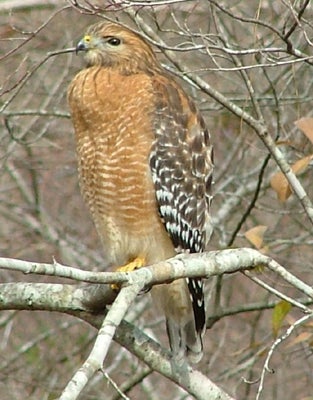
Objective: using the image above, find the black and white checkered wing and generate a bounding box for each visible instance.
[149,75,214,358]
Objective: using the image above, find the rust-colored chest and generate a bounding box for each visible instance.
[68,67,158,233]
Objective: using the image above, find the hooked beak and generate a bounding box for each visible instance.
[75,39,88,55]
[75,34,92,54]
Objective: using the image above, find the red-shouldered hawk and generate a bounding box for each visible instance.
[67,21,214,363]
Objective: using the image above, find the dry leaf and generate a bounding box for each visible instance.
[270,171,291,202]
[270,154,313,202]
[286,332,312,348]
[258,245,269,254]
[292,154,313,174]
[295,117,313,145]
[244,225,267,249]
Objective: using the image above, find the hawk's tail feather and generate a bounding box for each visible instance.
[166,318,203,364]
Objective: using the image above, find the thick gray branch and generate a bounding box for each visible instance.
[1,248,311,400]
[0,248,312,299]
[0,281,234,400]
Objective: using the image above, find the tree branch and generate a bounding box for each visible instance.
[1,247,312,400]
[0,281,235,400]
[123,9,313,225]
[1,248,313,300]
[59,283,144,400]
[256,313,313,400]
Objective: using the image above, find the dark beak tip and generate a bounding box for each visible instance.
[75,42,86,55]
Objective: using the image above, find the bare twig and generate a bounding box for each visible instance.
[125,10,313,226]
[0,47,75,112]
[59,283,144,400]
[256,313,313,400]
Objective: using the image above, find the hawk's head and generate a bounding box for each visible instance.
[76,22,161,74]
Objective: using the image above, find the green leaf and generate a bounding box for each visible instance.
[272,300,292,338]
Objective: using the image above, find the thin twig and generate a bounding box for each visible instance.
[256,313,313,400]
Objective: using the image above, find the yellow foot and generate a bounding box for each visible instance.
[111,257,145,291]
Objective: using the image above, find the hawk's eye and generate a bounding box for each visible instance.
[107,37,121,46]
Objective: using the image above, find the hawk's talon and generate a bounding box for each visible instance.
[111,256,145,291]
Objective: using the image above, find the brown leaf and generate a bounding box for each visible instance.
[270,154,313,202]
[295,117,313,145]
[270,171,291,202]
[259,245,269,254]
[244,225,267,249]
[286,331,312,348]
[292,154,313,174]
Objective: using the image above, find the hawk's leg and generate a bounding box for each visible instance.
[111,256,145,291]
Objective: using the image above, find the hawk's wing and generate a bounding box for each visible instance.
[149,73,214,335]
